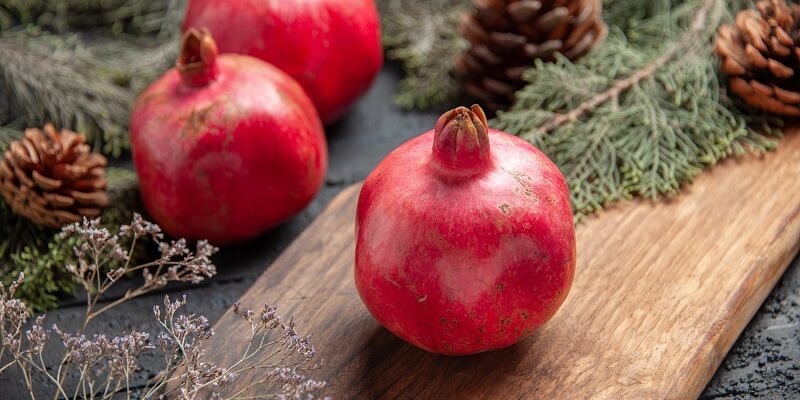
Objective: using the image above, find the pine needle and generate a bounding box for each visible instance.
[0,0,183,157]
[378,0,468,109]
[0,0,183,35]
[0,34,135,157]
[0,126,21,150]
[494,0,779,220]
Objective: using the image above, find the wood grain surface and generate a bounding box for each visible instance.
[200,131,800,399]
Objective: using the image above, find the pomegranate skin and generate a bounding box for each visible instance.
[355,107,575,355]
[182,0,383,124]
[130,30,327,245]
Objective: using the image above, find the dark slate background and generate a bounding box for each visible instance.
[2,64,798,398]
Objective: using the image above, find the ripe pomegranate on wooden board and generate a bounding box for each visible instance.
[355,105,576,355]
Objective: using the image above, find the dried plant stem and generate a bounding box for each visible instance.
[0,215,326,399]
[536,0,716,134]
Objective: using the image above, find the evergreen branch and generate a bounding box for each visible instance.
[0,29,181,157]
[0,0,184,158]
[378,0,468,109]
[495,0,779,219]
[0,35,134,157]
[0,0,182,34]
[538,0,715,134]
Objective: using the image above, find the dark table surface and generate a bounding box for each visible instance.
[3,64,799,399]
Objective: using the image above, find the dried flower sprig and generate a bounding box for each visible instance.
[0,214,327,399]
[144,297,327,400]
[60,214,217,329]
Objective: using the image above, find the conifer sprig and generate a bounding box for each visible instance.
[494,0,779,218]
[378,0,468,110]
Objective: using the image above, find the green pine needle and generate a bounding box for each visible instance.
[494,0,779,220]
[0,0,183,157]
[378,0,468,109]
[0,0,184,35]
[0,34,135,157]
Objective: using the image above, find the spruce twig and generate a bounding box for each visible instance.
[378,0,468,109]
[0,0,182,34]
[0,36,134,157]
[495,0,779,219]
[538,0,715,134]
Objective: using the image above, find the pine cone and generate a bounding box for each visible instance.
[716,0,800,116]
[454,0,607,111]
[0,124,109,228]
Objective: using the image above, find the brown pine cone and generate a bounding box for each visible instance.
[716,0,800,116]
[0,124,109,228]
[454,0,607,111]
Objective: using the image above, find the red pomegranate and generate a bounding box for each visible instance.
[130,29,327,245]
[355,105,576,355]
[182,0,383,124]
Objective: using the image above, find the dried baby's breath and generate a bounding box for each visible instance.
[0,214,326,399]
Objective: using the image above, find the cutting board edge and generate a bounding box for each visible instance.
[680,233,800,400]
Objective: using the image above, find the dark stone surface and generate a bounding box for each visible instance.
[1,64,798,398]
[701,258,800,399]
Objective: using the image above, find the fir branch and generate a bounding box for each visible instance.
[0,0,184,158]
[6,233,78,311]
[0,0,182,35]
[378,0,468,109]
[0,35,134,157]
[495,0,779,219]
[537,0,713,134]
[0,29,181,157]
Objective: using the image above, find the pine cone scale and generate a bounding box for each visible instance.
[13,163,34,187]
[72,176,108,191]
[538,7,570,34]
[9,142,33,169]
[0,124,109,228]
[473,46,503,66]
[43,193,75,208]
[77,207,102,218]
[507,2,541,23]
[525,40,561,58]
[774,86,800,103]
[475,6,510,31]
[492,31,527,49]
[32,170,63,190]
[456,0,606,111]
[0,158,12,180]
[72,190,109,207]
[565,30,596,59]
[746,44,769,68]
[455,52,485,76]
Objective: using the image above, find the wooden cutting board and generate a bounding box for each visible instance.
[201,131,800,399]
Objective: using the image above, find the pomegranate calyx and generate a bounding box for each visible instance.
[431,104,491,179]
[177,28,220,87]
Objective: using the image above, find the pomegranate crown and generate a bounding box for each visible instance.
[177,27,219,87]
[431,104,491,179]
